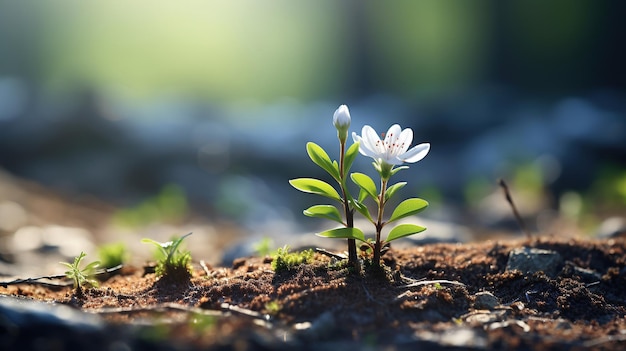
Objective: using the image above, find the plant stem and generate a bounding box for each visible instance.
[339,140,358,268]
[373,178,388,268]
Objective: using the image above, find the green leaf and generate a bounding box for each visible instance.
[357,188,368,203]
[83,261,101,272]
[169,232,193,253]
[386,223,427,242]
[351,173,378,202]
[384,182,407,203]
[317,227,366,242]
[303,205,344,224]
[351,199,374,223]
[306,142,340,181]
[141,238,168,256]
[343,142,360,175]
[289,178,342,202]
[387,198,429,223]
[390,166,409,177]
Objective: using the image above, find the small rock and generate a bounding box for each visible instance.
[487,320,530,333]
[505,247,563,277]
[462,310,508,325]
[293,311,336,340]
[596,217,626,238]
[474,291,499,310]
[0,295,102,331]
[572,266,602,282]
[415,327,487,349]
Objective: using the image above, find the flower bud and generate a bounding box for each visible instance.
[333,105,351,143]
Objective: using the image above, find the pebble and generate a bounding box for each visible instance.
[0,295,102,331]
[571,266,602,282]
[596,217,626,238]
[414,327,487,349]
[293,311,336,340]
[505,247,563,278]
[473,291,499,310]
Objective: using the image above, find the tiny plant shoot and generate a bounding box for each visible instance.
[289,105,363,268]
[142,232,193,279]
[59,251,100,294]
[98,242,128,269]
[351,124,430,268]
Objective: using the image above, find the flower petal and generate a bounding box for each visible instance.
[353,131,379,159]
[399,143,430,163]
[386,157,406,166]
[362,125,384,154]
[395,128,413,155]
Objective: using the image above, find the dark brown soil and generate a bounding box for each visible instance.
[2,236,626,350]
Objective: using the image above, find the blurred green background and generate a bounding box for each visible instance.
[2,1,622,101]
[0,0,624,237]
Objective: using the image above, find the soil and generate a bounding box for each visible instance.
[2,236,626,351]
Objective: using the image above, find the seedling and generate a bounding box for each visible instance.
[98,242,128,268]
[290,105,431,270]
[271,246,314,272]
[59,251,100,294]
[253,237,274,257]
[264,300,282,316]
[142,232,193,280]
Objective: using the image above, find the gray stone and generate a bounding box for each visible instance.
[505,247,563,277]
[414,326,487,349]
[0,295,103,331]
[293,311,336,340]
[474,291,499,310]
[596,217,626,238]
[572,266,602,282]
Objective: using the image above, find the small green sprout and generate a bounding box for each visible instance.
[253,237,274,257]
[264,300,282,316]
[59,251,100,294]
[98,242,128,269]
[142,232,193,279]
[271,246,314,272]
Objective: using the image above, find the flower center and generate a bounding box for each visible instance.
[374,132,405,159]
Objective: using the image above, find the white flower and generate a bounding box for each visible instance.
[333,105,351,142]
[352,124,430,166]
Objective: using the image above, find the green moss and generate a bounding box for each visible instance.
[271,246,314,272]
